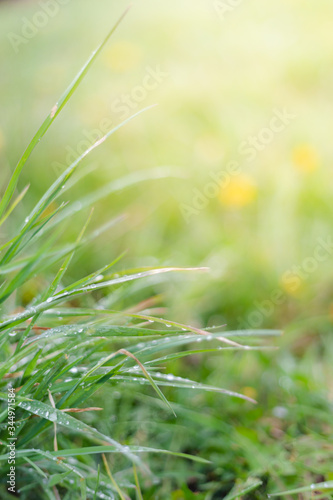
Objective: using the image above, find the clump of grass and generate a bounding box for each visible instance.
[0,11,279,499]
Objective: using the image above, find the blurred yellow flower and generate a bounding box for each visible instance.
[102,42,143,73]
[242,386,257,400]
[219,175,257,208]
[292,144,319,173]
[280,275,303,296]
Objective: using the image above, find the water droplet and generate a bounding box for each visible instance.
[69,367,78,374]
[166,374,174,381]
[48,410,57,422]
[166,324,171,328]
[46,297,53,303]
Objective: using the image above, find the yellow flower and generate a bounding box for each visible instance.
[219,175,257,208]
[280,274,303,297]
[292,144,319,173]
[242,387,257,400]
[102,42,142,73]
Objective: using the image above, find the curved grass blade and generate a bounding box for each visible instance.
[0,446,211,464]
[110,371,257,403]
[268,481,333,497]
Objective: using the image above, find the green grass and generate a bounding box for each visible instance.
[1,1,333,498]
[0,12,281,499]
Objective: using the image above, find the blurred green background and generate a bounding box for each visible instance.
[1,0,333,497]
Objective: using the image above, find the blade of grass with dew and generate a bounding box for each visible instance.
[0,267,207,334]
[0,445,211,464]
[268,481,333,497]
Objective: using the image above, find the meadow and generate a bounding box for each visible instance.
[0,0,333,498]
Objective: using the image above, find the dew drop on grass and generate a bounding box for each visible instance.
[9,332,17,337]
[46,297,53,303]
[70,367,78,374]
[166,324,171,328]
[166,374,174,381]
[48,410,57,422]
